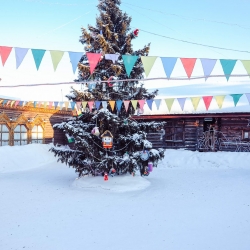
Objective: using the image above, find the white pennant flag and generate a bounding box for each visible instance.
[105,54,119,63]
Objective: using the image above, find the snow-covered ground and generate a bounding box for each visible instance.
[0,144,250,250]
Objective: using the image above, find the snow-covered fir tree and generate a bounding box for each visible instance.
[50,0,165,177]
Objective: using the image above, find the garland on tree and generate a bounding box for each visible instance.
[50,0,166,177]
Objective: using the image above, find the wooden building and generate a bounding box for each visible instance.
[134,113,250,152]
[0,104,72,147]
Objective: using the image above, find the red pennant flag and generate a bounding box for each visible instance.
[0,46,12,66]
[180,58,197,78]
[202,96,213,110]
[86,53,102,74]
[48,101,53,109]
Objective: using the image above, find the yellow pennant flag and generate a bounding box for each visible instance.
[165,98,175,112]
[109,101,115,111]
[191,97,201,111]
[64,101,69,110]
[131,100,138,111]
[214,95,225,109]
[10,100,15,107]
[50,50,64,71]
[82,101,87,109]
[43,101,47,109]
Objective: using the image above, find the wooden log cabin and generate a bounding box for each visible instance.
[133,113,250,152]
[0,104,72,147]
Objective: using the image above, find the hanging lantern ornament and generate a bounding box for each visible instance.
[140,150,149,161]
[91,127,100,136]
[101,130,113,149]
[133,29,139,36]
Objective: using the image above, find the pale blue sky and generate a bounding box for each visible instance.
[1,0,250,104]
[0,0,250,59]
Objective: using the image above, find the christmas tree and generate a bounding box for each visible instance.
[50,0,165,177]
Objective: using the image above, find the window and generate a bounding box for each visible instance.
[242,131,250,140]
[14,125,28,145]
[31,125,43,144]
[0,124,9,146]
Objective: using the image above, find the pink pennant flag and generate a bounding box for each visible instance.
[76,102,82,110]
[37,101,42,108]
[180,58,197,78]
[48,101,53,109]
[138,100,145,109]
[14,101,20,107]
[123,100,130,112]
[6,100,11,106]
[0,46,12,66]
[88,101,94,111]
[86,53,102,74]
[202,96,213,110]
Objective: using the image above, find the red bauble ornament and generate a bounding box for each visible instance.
[133,29,139,36]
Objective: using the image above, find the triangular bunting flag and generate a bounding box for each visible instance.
[33,101,37,108]
[19,101,24,106]
[86,53,102,74]
[202,96,213,110]
[54,101,59,109]
[70,102,76,110]
[141,56,157,77]
[76,102,82,110]
[138,100,145,109]
[154,99,161,110]
[220,59,237,81]
[10,101,15,107]
[160,57,177,78]
[230,94,242,106]
[177,98,186,111]
[214,95,226,109]
[105,54,119,64]
[180,58,197,78]
[31,49,46,70]
[50,50,64,71]
[68,52,83,73]
[122,55,138,77]
[59,102,64,110]
[165,98,175,112]
[49,101,53,109]
[95,101,101,110]
[102,101,107,110]
[2,100,8,105]
[146,100,153,110]
[15,47,29,69]
[43,101,47,109]
[14,101,20,107]
[116,100,123,112]
[131,100,138,111]
[109,101,116,111]
[245,93,250,105]
[88,101,94,111]
[64,101,69,110]
[241,60,250,78]
[82,101,87,109]
[0,46,12,66]
[200,58,217,80]
[191,97,201,111]
[123,100,130,112]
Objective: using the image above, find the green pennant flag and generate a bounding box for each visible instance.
[214,95,226,109]
[131,100,138,111]
[220,59,237,81]
[190,97,201,111]
[50,50,64,71]
[231,94,243,106]
[31,49,46,70]
[165,98,175,112]
[241,60,250,78]
[122,55,138,77]
[141,56,157,77]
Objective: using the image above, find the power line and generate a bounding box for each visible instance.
[0,75,249,88]
[122,2,250,30]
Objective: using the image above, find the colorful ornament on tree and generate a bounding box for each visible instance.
[110,167,116,177]
[148,161,153,172]
[101,130,113,149]
[133,29,139,36]
[140,150,149,161]
[91,127,100,136]
[104,172,108,181]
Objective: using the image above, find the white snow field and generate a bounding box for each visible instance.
[0,144,250,250]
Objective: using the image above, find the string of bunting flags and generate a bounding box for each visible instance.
[1,93,250,114]
[1,46,250,80]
